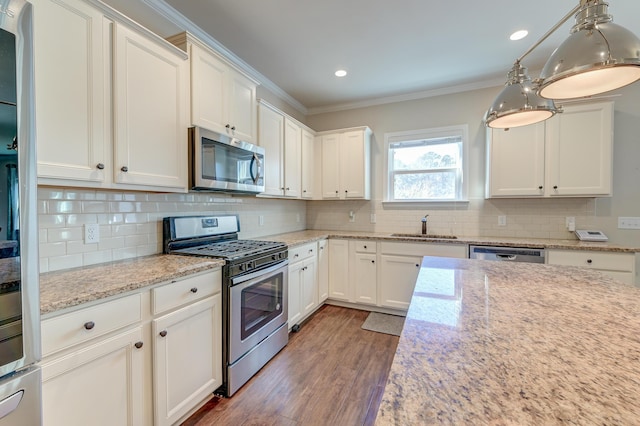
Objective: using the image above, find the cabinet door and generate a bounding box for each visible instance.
[113,23,188,190]
[486,123,545,197]
[33,0,108,183]
[41,327,144,426]
[227,70,257,143]
[341,130,368,199]
[328,239,350,301]
[317,240,329,302]
[283,118,302,198]
[353,253,377,305]
[258,104,285,196]
[379,255,423,310]
[153,294,222,426]
[301,259,318,317]
[288,261,303,327]
[545,101,613,196]
[189,43,228,133]
[321,133,341,199]
[301,129,315,199]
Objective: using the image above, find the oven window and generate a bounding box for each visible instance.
[240,272,283,340]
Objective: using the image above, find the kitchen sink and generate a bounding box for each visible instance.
[390,233,458,239]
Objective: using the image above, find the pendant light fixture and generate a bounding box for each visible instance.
[484,62,559,129]
[485,0,640,128]
[538,0,640,99]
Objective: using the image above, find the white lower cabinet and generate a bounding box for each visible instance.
[379,242,466,311]
[317,239,329,303]
[547,249,636,284]
[152,294,222,426]
[328,239,350,301]
[40,268,222,426]
[41,327,145,426]
[288,242,319,328]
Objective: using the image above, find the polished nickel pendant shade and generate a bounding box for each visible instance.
[485,62,559,129]
[538,0,640,99]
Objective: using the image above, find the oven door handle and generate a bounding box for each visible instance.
[231,259,289,286]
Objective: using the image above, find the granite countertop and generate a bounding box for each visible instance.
[375,257,640,425]
[40,255,224,315]
[262,230,640,253]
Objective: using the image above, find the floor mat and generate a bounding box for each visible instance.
[361,312,405,336]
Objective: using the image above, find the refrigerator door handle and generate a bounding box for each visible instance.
[0,390,23,420]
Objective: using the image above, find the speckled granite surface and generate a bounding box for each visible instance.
[262,230,640,253]
[40,255,224,315]
[375,257,640,425]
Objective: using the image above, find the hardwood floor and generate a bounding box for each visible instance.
[182,305,400,426]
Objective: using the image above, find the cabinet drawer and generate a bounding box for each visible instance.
[352,240,377,254]
[42,293,142,357]
[152,270,221,315]
[547,250,635,272]
[289,242,316,263]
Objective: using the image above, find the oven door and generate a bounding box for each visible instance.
[229,261,288,364]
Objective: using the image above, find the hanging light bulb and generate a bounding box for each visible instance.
[485,62,559,129]
[538,0,640,99]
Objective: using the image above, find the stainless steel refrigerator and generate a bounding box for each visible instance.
[0,0,42,424]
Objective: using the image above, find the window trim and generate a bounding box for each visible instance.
[383,124,469,204]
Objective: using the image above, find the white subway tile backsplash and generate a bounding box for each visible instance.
[48,254,83,272]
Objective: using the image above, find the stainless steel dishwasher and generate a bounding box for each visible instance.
[469,245,545,263]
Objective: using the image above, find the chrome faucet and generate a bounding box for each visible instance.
[421,214,429,235]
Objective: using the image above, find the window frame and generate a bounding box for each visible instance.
[383,124,469,204]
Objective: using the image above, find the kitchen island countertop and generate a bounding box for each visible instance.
[375,256,640,425]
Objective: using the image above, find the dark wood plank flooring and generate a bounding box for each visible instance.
[182,305,400,426]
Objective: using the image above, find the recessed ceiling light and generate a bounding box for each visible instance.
[510,30,528,41]
[334,69,347,77]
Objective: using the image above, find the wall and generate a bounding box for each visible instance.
[37,187,306,273]
[305,84,640,247]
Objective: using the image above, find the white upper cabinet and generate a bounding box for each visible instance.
[170,33,258,143]
[486,100,613,198]
[33,0,189,192]
[320,127,372,200]
[257,100,313,199]
[545,101,613,196]
[33,0,108,184]
[112,22,188,189]
[301,129,315,199]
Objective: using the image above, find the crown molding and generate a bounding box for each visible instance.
[142,0,308,115]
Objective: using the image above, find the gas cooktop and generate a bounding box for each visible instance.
[173,239,286,261]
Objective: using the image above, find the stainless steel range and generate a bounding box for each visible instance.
[163,215,288,397]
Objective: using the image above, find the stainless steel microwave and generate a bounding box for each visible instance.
[189,127,265,194]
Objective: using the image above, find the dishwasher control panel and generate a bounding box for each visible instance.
[469,245,546,264]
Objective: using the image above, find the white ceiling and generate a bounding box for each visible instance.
[153,0,640,114]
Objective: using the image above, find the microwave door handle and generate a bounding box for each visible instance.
[250,153,260,184]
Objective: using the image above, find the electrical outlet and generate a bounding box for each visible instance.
[296,213,300,223]
[498,215,507,226]
[84,224,100,244]
[370,213,376,224]
[349,211,355,223]
[565,216,576,231]
[259,215,264,226]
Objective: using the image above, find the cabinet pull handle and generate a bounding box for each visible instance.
[363,245,367,249]
[294,254,299,258]
[553,185,558,190]
[190,287,198,293]
[587,259,593,264]
[345,190,348,193]
[371,260,375,264]
[84,321,95,330]
[231,126,236,131]
[134,341,143,349]
[303,190,307,193]
[415,264,420,268]
[225,124,231,129]
[286,187,290,190]
[96,163,105,170]
[309,249,313,253]
[538,186,543,190]
[335,190,339,194]
[159,330,168,337]
[121,166,128,173]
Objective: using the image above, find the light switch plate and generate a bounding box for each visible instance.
[498,215,507,226]
[618,217,640,229]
